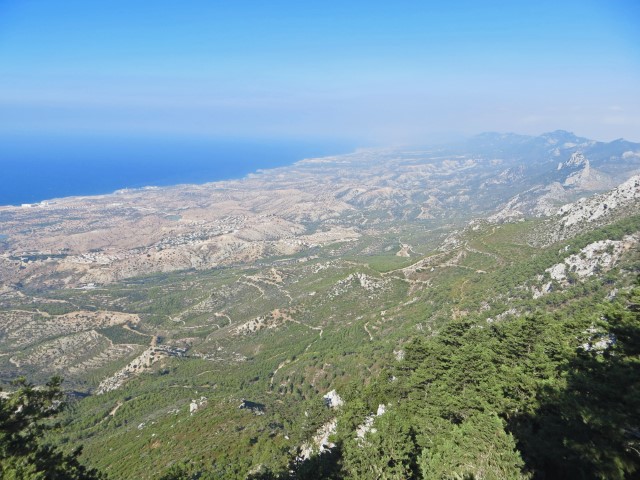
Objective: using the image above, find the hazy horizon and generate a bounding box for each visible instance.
[1,1,639,146]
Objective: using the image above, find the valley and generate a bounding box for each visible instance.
[1,131,639,479]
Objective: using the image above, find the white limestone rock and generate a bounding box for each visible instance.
[323,389,344,409]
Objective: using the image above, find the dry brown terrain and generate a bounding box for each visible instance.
[1,136,637,292]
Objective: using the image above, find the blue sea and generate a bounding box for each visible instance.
[0,135,356,206]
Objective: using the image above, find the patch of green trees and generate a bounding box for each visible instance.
[0,377,105,479]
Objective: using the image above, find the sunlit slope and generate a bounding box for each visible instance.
[44,210,639,478]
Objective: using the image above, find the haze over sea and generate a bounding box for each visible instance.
[0,135,355,206]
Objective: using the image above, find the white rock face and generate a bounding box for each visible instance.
[581,326,616,353]
[356,415,376,439]
[329,273,388,298]
[525,174,640,246]
[558,175,640,227]
[323,389,344,409]
[488,182,571,222]
[544,235,638,284]
[490,164,632,226]
[298,418,338,461]
[355,404,387,440]
[531,282,553,299]
[190,396,207,415]
[582,334,616,353]
[547,263,568,282]
[562,159,591,186]
[486,308,519,323]
[96,345,186,394]
[393,349,405,361]
[559,151,587,170]
[561,159,613,191]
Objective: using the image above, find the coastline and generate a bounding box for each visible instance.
[0,136,358,207]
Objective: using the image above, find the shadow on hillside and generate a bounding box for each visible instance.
[508,298,640,479]
[246,444,343,480]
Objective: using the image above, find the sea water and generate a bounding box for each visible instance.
[0,134,356,205]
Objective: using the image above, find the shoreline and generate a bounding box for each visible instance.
[0,147,370,210]
[0,137,359,207]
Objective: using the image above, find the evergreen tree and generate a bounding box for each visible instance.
[0,377,105,479]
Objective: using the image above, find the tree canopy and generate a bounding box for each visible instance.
[0,376,105,480]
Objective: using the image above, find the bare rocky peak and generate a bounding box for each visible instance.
[562,159,614,191]
[558,151,587,170]
[489,147,626,223]
[558,174,640,228]
[528,174,640,246]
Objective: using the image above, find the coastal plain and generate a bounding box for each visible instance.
[1,131,639,478]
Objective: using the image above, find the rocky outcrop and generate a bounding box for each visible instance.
[190,396,207,415]
[545,235,637,285]
[329,273,388,299]
[488,183,570,222]
[558,175,640,228]
[298,418,338,461]
[96,345,187,394]
[562,159,613,191]
[233,309,295,336]
[558,151,588,170]
[488,151,623,223]
[528,174,640,246]
[356,404,387,440]
[581,326,616,353]
[323,390,344,409]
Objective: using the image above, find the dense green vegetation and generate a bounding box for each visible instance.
[0,377,104,479]
[1,208,639,478]
[142,282,640,479]
[329,283,640,479]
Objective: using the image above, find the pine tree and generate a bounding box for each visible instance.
[0,377,106,479]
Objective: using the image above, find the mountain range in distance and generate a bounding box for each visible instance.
[0,129,639,479]
[1,130,638,291]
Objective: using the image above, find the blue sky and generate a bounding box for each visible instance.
[0,0,639,143]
